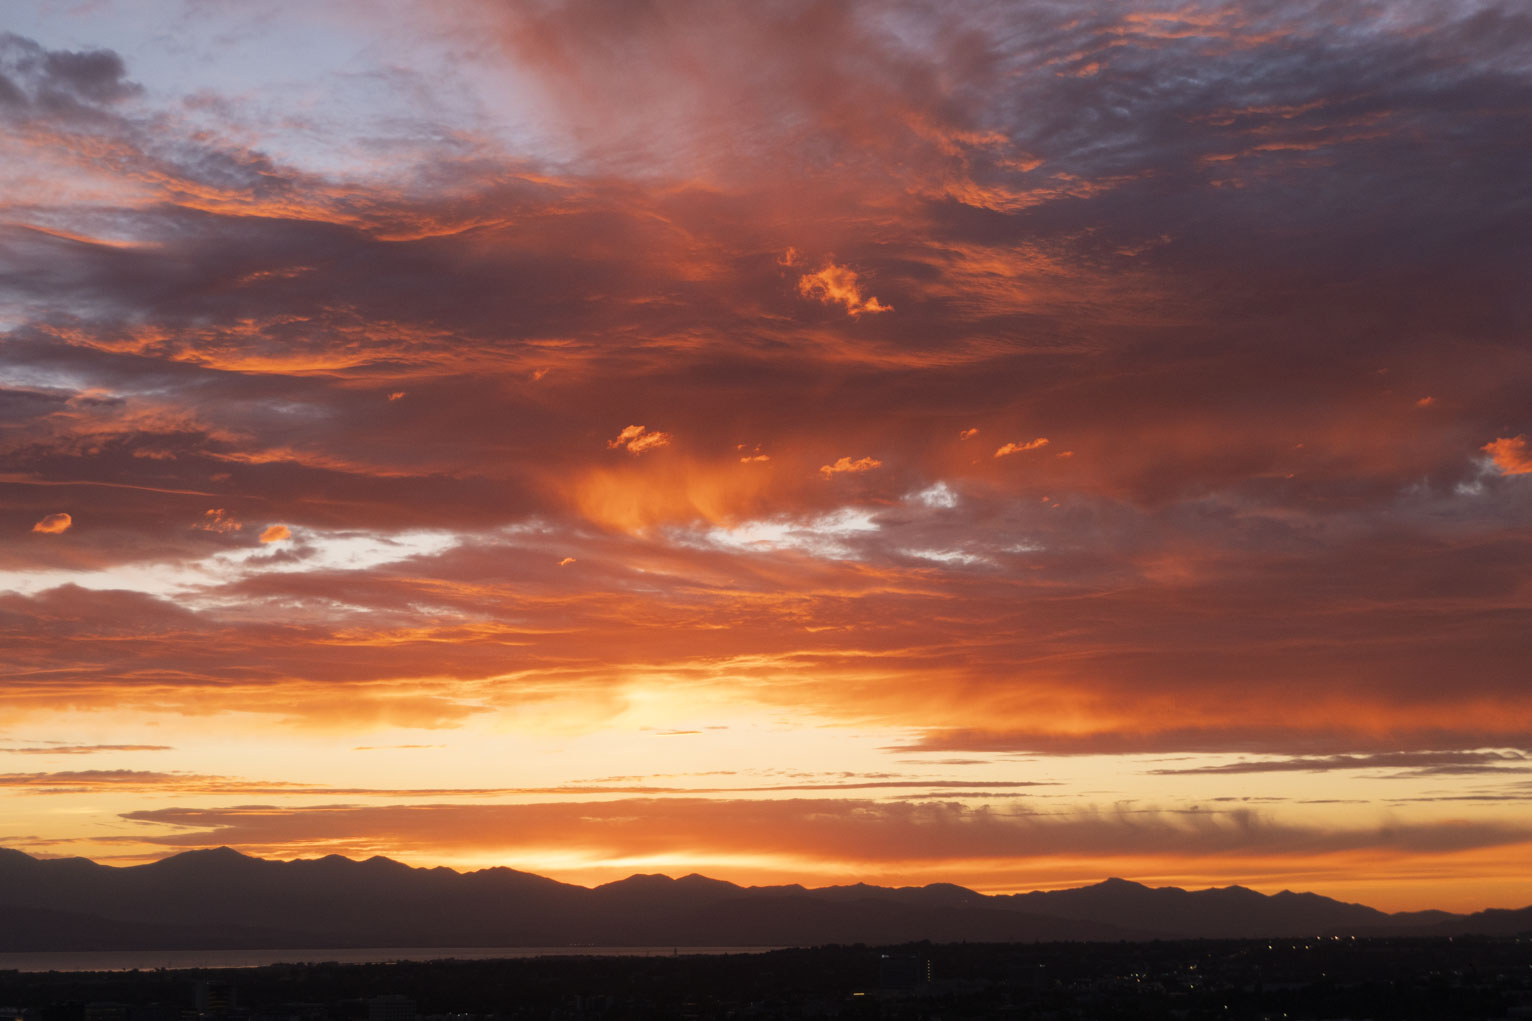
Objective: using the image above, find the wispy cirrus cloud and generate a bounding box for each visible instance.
[1149,750,1532,776]
[0,744,171,755]
[0,769,1052,799]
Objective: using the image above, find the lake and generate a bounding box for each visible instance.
[0,946,784,973]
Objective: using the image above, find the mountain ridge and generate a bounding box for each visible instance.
[1,847,1526,951]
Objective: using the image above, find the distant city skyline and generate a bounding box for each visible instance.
[1,0,1529,914]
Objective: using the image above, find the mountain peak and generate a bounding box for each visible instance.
[678,872,738,887]
[0,847,39,867]
[135,846,272,876]
[168,846,252,863]
[598,872,674,890]
[1096,877,1149,890]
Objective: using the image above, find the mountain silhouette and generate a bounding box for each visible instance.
[996,877,1396,938]
[0,847,1523,951]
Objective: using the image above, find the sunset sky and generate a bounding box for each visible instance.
[2,0,1530,915]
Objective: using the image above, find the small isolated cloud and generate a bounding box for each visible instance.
[959,428,979,440]
[778,247,799,267]
[737,443,770,463]
[911,482,958,508]
[387,391,406,401]
[1416,396,1435,407]
[704,507,879,559]
[195,508,241,534]
[994,437,1050,458]
[608,424,671,455]
[31,513,71,535]
[1483,435,1532,475]
[558,556,576,567]
[259,524,291,544]
[797,261,891,317]
[903,547,986,567]
[819,455,883,478]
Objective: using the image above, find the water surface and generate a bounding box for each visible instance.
[0,945,784,973]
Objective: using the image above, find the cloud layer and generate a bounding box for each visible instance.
[1,0,1529,909]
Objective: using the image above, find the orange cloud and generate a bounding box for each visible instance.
[994,438,1050,458]
[5,2,1532,914]
[1483,435,1532,475]
[123,798,1532,865]
[571,455,775,532]
[819,455,883,478]
[31,513,72,534]
[259,524,291,543]
[608,424,672,454]
[109,799,1532,911]
[195,508,242,533]
[796,262,891,317]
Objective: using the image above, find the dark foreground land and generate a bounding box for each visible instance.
[4,937,1532,1021]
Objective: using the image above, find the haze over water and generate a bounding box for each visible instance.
[0,947,779,974]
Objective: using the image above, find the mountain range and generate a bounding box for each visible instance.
[1,847,1527,951]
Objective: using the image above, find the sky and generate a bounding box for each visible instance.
[1,0,1529,915]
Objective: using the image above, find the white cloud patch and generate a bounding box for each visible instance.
[901,547,987,567]
[909,482,958,509]
[692,507,881,560]
[0,527,462,606]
